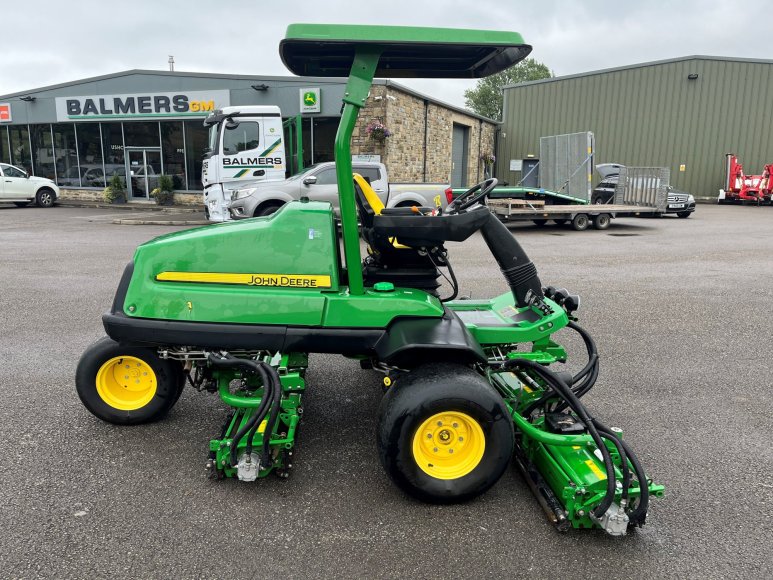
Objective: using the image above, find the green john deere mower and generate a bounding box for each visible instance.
[76,24,663,535]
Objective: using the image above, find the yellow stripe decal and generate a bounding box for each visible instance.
[585,459,607,480]
[156,271,332,288]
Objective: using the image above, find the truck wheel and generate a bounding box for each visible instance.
[35,188,55,208]
[677,211,692,218]
[592,213,611,230]
[377,364,513,504]
[75,337,182,425]
[571,213,589,231]
[532,219,548,227]
[255,202,284,217]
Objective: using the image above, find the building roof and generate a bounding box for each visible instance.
[0,69,498,124]
[503,55,773,90]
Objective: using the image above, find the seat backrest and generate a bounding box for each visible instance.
[353,173,384,228]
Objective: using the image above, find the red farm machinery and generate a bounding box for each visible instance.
[718,153,773,204]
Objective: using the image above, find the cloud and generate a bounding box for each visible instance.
[2,0,771,110]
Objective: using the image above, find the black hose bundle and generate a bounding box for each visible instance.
[207,353,282,468]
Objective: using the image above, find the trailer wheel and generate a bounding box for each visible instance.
[571,213,589,231]
[677,211,692,218]
[592,213,611,230]
[553,219,568,225]
[377,364,513,504]
[532,219,548,227]
[76,336,182,425]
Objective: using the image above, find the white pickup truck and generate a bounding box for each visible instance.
[227,162,448,219]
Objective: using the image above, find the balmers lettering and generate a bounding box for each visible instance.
[223,158,283,166]
[65,94,214,117]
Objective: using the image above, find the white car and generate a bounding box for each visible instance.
[0,163,59,207]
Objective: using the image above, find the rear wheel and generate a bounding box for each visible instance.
[76,336,182,425]
[571,213,590,231]
[35,188,55,208]
[14,201,30,208]
[377,364,513,503]
[592,213,611,230]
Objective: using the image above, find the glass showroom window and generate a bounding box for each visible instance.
[0,127,9,164]
[30,124,56,180]
[184,120,208,190]
[161,121,186,190]
[76,123,106,187]
[53,124,79,187]
[123,121,160,148]
[101,122,125,186]
[9,125,32,174]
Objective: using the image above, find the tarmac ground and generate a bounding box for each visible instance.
[0,204,771,578]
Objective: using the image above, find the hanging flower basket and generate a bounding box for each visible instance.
[366,121,392,142]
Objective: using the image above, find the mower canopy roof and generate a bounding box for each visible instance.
[280,23,531,78]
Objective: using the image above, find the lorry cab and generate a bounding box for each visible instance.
[202,105,286,221]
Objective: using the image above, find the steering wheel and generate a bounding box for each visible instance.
[446,178,498,214]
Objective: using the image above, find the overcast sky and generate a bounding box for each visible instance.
[2,0,770,109]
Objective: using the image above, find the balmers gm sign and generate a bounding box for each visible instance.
[55,91,230,121]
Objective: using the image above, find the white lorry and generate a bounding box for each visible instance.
[202,106,286,222]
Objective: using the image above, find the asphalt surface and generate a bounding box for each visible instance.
[1,204,771,578]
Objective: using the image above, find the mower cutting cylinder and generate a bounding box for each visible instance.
[207,353,307,480]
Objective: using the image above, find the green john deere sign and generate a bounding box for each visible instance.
[300,87,321,113]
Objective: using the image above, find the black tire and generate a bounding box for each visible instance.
[677,211,692,218]
[592,213,611,230]
[13,201,30,208]
[377,364,514,504]
[532,219,548,227]
[76,336,181,425]
[35,188,55,208]
[553,219,568,225]
[571,213,589,231]
[254,202,284,217]
[396,201,420,208]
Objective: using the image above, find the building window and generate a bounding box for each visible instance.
[101,122,125,186]
[312,118,338,163]
[124,121,160,148]
[161,122,186,190]
[0,127,9,164]
[30,124,56,180]
[9,125,32,174]
[184,120,209,190]
[74,123,106,187]
[52,124,79,187]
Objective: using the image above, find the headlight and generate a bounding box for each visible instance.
[231,188,256,201]
[687,194,694,203]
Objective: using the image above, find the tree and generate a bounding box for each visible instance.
[464,59,553,120]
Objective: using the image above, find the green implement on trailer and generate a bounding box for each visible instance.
[76,23,662,536]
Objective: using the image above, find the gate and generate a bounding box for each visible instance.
[539,131,594,201]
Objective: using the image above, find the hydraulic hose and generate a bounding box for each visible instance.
[596,423,649,526]
[207,353,279,467]
[501,358,617,518]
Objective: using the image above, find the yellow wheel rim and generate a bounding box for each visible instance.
[412,411,485,480]
[96,356,157,411]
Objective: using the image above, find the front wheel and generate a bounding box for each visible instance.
[36,188,55,208]
[677,211,692,218]
[76,337,183,425]
[377,364,514,504]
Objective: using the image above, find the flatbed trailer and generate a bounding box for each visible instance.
[489,199,659,231]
